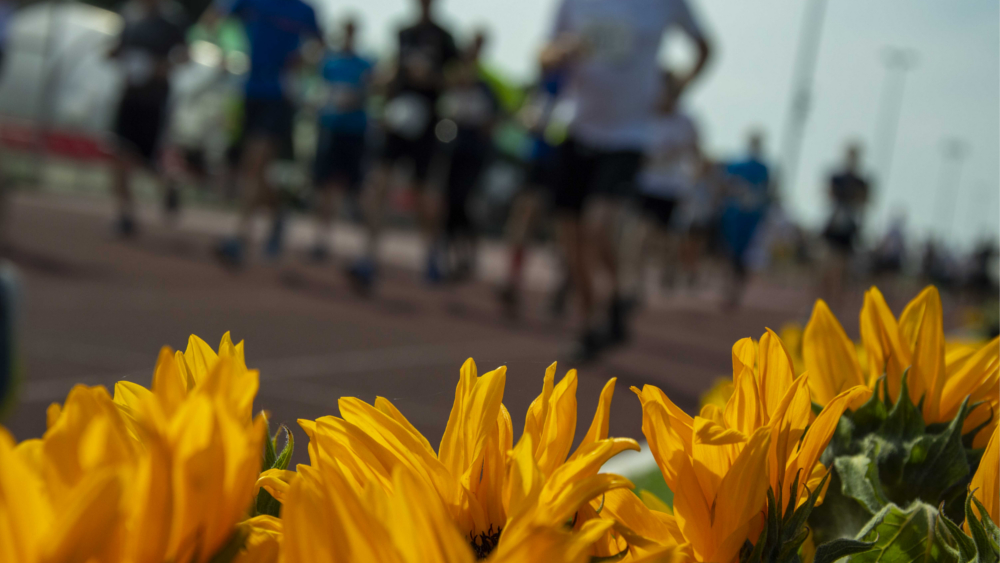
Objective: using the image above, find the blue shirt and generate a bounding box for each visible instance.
[725,157,770,191]
[318,51,374,133]
[226,0,320,100]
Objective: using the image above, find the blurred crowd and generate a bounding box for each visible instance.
[0,0,996,362]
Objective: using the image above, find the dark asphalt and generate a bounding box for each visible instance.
[2,191,809,465]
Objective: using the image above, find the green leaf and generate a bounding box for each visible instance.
[852,501,960,563]
[812,536,879,563]
[835,455,889,514]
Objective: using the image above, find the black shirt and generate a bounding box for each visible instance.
[830,171,869,208]
[392,20,458,101]
[116,1,188,93]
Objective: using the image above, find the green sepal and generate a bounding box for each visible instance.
[812,535,879,563]
[260,412,277,471]
[972,495,1000,546]
[939,508,977,562]
[882,370,925,442]
[851,501,961,563]
[272,425,294,471]
[833,454,888,514]
[966,495,1000,563]
[739,475,828,562]
[254,423,294,517]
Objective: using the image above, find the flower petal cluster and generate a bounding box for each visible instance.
[290,359,644,559]
[803,286,998,446]
[1,334,267,563]
[635,331,867,563]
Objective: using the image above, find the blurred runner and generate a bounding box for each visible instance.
[819,142,870,308]
[719,131,771,309]
[438,30,499,282]
[108,0,189,238]
[348,0,458,291]
[310,17,373,262]
[497,69,566,319]
[541,0,712,361]
[621,71,701,302]
[205,0,321,266]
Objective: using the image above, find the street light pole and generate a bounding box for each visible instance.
[933,138,969,244]
[872,47,917,210]
[779,0,828,200]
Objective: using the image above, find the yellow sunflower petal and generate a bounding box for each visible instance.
[804,300,866,406]
[568,377,616,462]
[898,286,947,419]
[968,426,999,530]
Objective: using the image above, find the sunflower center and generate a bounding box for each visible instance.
[469,525,502,559]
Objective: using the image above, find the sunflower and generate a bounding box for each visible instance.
[6,340,268,563]
[110,333,259,439]
[287,359,642,559]
[803,287,998,445]
[279,428,677,563]
[0,404,125,563]
[631,332,868,563]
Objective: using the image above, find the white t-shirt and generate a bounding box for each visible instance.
[638,111,699,199]
[551,0,704,150]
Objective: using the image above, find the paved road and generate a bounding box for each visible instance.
[2,191,813,464]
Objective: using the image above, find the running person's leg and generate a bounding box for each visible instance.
[499,148,553,316]
[350,130,404,289]
[411,126,445,282]
[312,129,365,261]
[585,149,642,345]
[218,97,289,266]
[111,84,169,237]
[551,138,602,360]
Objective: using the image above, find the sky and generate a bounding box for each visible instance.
[315,0,999,250]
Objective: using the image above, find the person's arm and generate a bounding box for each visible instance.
[539,0,580,72]
[671,0,712,94]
